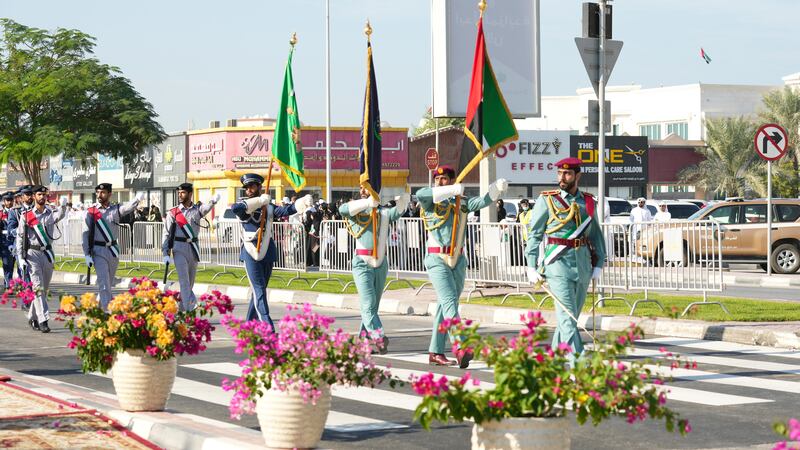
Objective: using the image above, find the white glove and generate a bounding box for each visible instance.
[347,198,377,216]
[527,267,543,284]
[368,196,381,208]
[394,193,410,212]
[294,194,314,215]
[259,193,271,206]
[488,178,509,201]
[19,259,28,270]
[432,184,464,203]
[163,256,173,265]
[591,267,602,281]
[211,193,221,204]
[135,192,146,202]
[59,197,68,207]
[85,255,94,267]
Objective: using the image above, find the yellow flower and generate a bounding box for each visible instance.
[76,316,88,329]
[176,323,188,338]
[577,393,589,404]
[148,313,166,330]
[90,328,106,341]
[156,329,174,348]
[108,293,133,313]
[80,292,99,310]
[106,316,121,333]
[104,336,118,347]
[161,296,178,315]
[60,296,77,313]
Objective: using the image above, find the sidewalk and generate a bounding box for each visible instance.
[0,369,264,450]
[50,271,800,350]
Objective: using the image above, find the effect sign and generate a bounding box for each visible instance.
[754,123,788,161]
[495,130,571,184]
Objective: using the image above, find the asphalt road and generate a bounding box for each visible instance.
[1,282,798,449]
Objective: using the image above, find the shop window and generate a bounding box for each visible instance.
[639,124,661,140]
[666,122,688,139]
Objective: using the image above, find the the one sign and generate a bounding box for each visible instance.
[495,130,571,184]
[575,37,623,97]
[425,148,440,171]
[754,123,788,161]
[570,135,648,185]
[432,0,541,118]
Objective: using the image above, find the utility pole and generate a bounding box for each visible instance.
[597,0,607,221]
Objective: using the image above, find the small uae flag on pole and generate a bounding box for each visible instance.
[700,48,711,64]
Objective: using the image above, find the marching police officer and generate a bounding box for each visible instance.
[339,186,409,354]
[8,185,34,282]
[231,173,313,328]
[16,186,68,332]
[1,192,16,289]
[82,183,144,310]
[416,165,508,368]
[525,157,606,362]
[161,183,220,311]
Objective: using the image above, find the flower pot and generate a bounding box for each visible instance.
[256,384,331,450]
[111,349,177,411]
[471,416,571,450]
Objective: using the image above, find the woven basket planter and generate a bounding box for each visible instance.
[471,416,571,450]
[256,384,331,450]
[111,349,177,411]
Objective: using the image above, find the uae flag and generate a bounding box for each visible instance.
[457,15,518,182]
[359,40,381,199]
[700,47,712,64]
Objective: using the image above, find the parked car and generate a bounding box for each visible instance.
[638,198,800,273]
[678,199,708,209]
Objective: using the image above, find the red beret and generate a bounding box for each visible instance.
[555,157,582,172]
[433,165,456,178]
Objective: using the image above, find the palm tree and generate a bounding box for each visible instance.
[759,86,800,197]
[679,116,762,198]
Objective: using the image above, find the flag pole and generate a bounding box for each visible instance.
[365,20,378,257]
[325,0,332,204]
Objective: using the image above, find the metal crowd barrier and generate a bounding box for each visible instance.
[213,219,247,281]
[596,222,632,308]
[127,222,165,276]
[314,220,355,290]
[385,218,427,292]
[272,220,310,287]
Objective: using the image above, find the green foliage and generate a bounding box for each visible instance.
[410,314,691,437]
[679,117,760,198]
[759,86,800,198]
[0,19,165,184]
[412,109,465,137]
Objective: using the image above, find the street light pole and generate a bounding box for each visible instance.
[325,0,332,203]
[597,0,607,221]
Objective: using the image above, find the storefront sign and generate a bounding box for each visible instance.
[97,154,123,187]
[153,134,187,187]
[6,160,49,188]
[570,136,648,185]
[49,155,75,191]
[299,129,408,170]
[495,130,571,184]
[73,162,98,190]
[124,146,154,189]
[189,134,226,171]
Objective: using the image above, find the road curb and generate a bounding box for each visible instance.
[52,271,800,350]
[0,367,265,450]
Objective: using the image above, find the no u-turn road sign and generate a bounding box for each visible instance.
[754,123,788,161]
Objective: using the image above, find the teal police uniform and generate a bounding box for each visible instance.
[416,166,508,367]
[339,193,409,351]
[525,157,606,359]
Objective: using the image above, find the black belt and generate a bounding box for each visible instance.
[94,240,118,247]
[29,244,52,252]
[175,236,198,243]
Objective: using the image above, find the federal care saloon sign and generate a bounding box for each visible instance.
[570,135,648,185]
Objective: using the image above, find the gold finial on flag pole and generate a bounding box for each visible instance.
[478,0,487,16]
[364,20,372,40]
[290,32,298,47]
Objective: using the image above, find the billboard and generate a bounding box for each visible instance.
[124,146,154,189]
[495,130,572,185]
[153,133,187,188]
[432,0,540,118]
[570,136,648,186]
[49,155,75,192]
[73,161,98,191]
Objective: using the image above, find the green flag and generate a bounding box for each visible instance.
[271,46,306,191]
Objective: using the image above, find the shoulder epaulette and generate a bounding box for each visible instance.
[540,190,560,196]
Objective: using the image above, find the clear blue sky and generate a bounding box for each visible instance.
[4,0,798,133]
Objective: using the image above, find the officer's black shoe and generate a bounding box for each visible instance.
[39,321,50,333]
[29,318,39,331]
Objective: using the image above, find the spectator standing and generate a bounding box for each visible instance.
[654,201,672,222]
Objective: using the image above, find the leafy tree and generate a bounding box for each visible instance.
[679,117,762,198]
[412,108,465,137]
[758,86,800,197]
[0,19,165,185]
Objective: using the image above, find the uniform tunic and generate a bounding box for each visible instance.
[161,202,215,311]
[1,207,16,288]
[8,203,32,281]
[231,199,296,328]
[16,205,67,323]
[416,188,493,354]
[81,199,140,309]
[525,189,606,357]
[339,202,404,338]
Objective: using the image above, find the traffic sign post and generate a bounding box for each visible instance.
[754,123,788,276]
[425,147,440,171]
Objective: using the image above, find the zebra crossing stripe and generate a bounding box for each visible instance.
[645,364,800,395]
[627,347,800,375]
[637,337,800,361]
